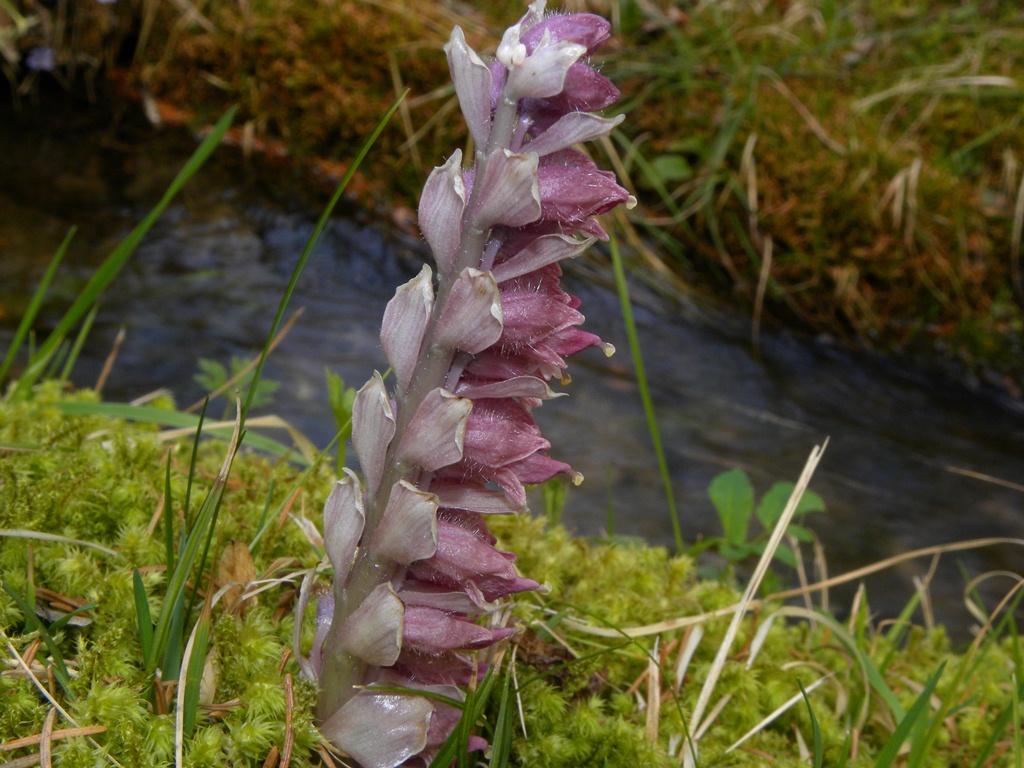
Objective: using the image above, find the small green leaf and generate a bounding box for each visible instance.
[787,524,814,543]
[648,154,693,183]
[325,369,356,472]
[709,468,754,547]
[755,483,827,528]
[193,359,228,392]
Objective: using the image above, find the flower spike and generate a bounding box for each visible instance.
[303,3,633,765]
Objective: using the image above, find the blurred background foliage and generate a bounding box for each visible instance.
[3,0,1023,389]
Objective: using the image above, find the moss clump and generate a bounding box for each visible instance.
[1,387,1020,765]
[0,384,330,766]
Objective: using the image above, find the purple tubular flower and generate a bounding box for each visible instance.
[299,2,634,765]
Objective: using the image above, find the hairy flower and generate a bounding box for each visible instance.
[298,2,633,766]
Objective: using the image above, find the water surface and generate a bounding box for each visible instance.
[3,103,1022,636]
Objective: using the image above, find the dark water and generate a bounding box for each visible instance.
[2,103,1023,638]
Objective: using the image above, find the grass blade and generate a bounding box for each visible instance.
[488,666,516,768]
[871,660,946,768]
[149,409,242,676]
[58,303,98,384]
[798,679,824,768]
[0,227,74,386]
[163,449,176,575]
[180,591,213,737]
[2,582,76,698]
[608,232,683,552]
[239,91,407,427]
[133,567,155,666]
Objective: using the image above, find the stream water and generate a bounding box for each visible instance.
[3,101,1023,638]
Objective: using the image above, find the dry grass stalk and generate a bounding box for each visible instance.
[38,708,55,768]
[763,70,847,156]
[854,75,1016,113]
[0,720,106,752]
[1,638,118,765]
[645,638,661,743]
[94,327,126,395]
[724,673,832,754]
[687,441,828,734]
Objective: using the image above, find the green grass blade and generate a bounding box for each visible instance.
[798,678,824,768]
[161,590,186,681]
[2,582,75,698]
[14,107,237,398]
[133,567,155,666]
[58,303,98,384]
[47,603,97,634]
[248,427,344,553]
[871,660,946,768]
[458,667,497,768]
[1014,673,1022,768]
[181,593,213,736]
[0,227,74,386]
[183,399,209,530]
[608,232,684,552]
[969,678,1024,766]
[239,91,406,426]
[162,449,176,574]
[488,665,516,768]
[149,421,241,675]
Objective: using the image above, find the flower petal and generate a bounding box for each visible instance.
[403,605,516,653]
[491,233,595,283]
[506,35,586,101]
[338,582,405,666]
[522,112,624,158]
[433,268,503,353]
[395,388,472,471]
[409,519,540,601]
[521,12,611,54]
[455,375,563,401]
[471,149,541,229]
[351,372,396,496]
[398,579,490,614]
[323,469,365,584]
[419,151,467,276]
[430,480,525,514]
[462,398,549,469]
[372,480,439,564]
[381,265,434,393]
[444,30,492,151]
[321,688,432,768]
[537,163,632,224]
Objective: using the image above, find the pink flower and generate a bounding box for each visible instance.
[299,2,634,765]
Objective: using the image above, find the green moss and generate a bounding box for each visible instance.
[1,388,1020,766]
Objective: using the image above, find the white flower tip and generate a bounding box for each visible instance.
[497,24,526,69]
[602,342,616,357]
[536,581,553,596]
[442,25,464,54]
[571,471,584,486]
[626,195,638,210]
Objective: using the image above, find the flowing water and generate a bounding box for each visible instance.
[3,101,1023,638]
